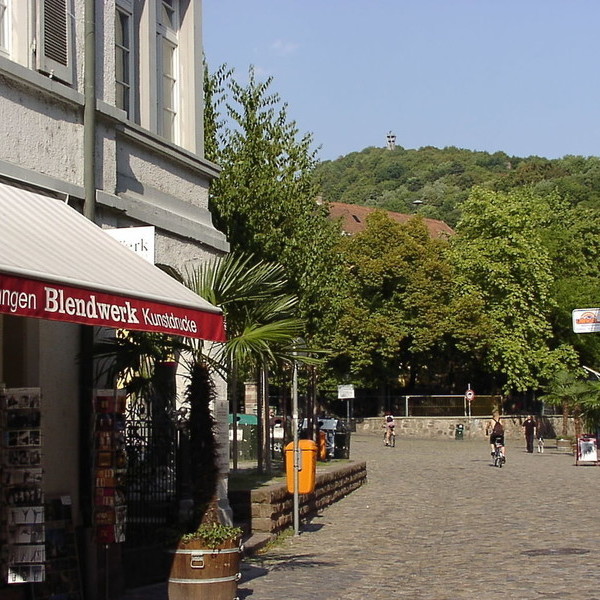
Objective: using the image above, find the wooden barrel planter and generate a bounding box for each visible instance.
[168,538,242,600]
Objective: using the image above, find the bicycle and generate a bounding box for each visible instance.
[384,427,396,447]
[492,439,505,467]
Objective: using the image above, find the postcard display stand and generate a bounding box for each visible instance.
[93,390,127,545]
[0,388,45,585]
[35,496,82,600]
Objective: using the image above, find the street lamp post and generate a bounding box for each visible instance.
[292,353,300,535]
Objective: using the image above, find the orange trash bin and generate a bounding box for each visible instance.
[285,440,317,494]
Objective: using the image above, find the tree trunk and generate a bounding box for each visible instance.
[188,363,219,528]
[574,407,583,438]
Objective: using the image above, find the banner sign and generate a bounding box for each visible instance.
[572,308,600,333]
[0,273,225,341]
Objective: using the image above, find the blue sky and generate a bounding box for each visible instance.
[203,1,600,163]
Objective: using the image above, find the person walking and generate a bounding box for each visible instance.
[523,415,537,453]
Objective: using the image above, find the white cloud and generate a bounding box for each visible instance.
[271,39,299,55]
[253,65,271,78]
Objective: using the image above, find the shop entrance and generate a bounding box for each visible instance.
[122,394,179,587]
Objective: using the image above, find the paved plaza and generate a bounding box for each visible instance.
[238,433,600,600]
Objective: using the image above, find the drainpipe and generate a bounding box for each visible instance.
[80,1,97,590]
[83,0,96,220]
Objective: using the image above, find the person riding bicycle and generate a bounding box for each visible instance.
[383,413,396,446]
[485,410,505,461]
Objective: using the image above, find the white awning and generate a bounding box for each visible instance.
[0,182,225,341]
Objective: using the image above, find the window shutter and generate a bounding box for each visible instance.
[37,0,73,84]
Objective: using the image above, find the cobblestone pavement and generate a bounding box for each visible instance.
[238,434,600,600]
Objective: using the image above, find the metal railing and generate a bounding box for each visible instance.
[396,395,501,417]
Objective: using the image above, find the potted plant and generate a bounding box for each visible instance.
[167,362,243,600]
[168,522,243,600]
[178,522,243,548]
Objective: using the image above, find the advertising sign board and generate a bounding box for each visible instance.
[572,308,600,333]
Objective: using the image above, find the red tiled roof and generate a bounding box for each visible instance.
[328,202,454,238]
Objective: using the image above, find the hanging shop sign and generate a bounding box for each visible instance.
[0,273,225,340]
[104,226,156,264]
[0,181,225,342]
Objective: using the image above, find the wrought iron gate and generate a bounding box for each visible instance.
[123,395,179,546]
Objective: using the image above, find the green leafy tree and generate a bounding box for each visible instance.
[204,63,344,340]
[183,253,304,374]
[540,201,600,368]
[325,211,485,407]
[450,187,578,392]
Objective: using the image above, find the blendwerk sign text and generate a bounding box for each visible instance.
[0,274,225,341]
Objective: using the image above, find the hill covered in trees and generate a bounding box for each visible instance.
[313,145,600,227]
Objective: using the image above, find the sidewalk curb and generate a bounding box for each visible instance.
[242,532,273,556]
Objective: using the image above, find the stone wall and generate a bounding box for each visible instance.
[356,415,575,440]
[229,461,367,536]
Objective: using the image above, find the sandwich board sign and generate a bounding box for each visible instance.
[572,308,600,333]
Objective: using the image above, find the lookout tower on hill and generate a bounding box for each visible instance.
[386,131,396,150]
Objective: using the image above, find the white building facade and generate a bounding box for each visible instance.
[0,1,230,598]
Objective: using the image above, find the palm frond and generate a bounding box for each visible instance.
[184,253,289,308]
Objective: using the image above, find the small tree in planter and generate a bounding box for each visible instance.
[167,361,243,600]
[183,361,240,538]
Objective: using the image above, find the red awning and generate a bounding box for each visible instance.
[0,182,225,341]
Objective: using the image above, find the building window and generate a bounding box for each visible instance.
[0,0,9,57]
[115,4,133,117]
[37,0,73,84]
[157,0,179,142]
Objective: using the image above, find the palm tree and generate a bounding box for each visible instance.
[576,379,600,435]
[539,369,589,437]
[93,252,315,530]
[182,252,306,472]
